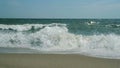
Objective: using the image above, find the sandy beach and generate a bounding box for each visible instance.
[0,54,120,68]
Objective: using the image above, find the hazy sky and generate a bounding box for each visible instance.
[0,0,120,18]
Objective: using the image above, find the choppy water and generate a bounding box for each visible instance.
[1,18,120,59]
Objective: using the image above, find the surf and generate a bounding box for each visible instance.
[0,23,120,59]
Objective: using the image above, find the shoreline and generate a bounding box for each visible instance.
[0,54,119,68]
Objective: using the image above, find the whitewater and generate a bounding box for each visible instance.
[0,22,120,59]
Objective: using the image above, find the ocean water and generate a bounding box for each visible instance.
[0,18,120,59]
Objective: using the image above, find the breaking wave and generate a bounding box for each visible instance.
[0,23,120,59]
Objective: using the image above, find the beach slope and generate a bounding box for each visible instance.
[0,54,119,68]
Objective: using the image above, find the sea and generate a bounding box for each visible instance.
[0,18,120,59]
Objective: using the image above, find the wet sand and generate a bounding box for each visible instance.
[0,54,120,68]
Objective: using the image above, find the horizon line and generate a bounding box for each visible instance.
[0,18,120,19]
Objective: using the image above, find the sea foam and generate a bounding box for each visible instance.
[0,23,120,59]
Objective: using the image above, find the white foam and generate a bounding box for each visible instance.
[86,21,98,25]
[0,24,44,31]
[0,23,120,59]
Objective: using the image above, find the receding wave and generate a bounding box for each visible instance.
[0,23,120,59]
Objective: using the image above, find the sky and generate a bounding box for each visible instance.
[0,0,120,18]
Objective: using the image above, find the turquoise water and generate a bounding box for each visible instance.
[0,19,120,34]
[0,18,120,59]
